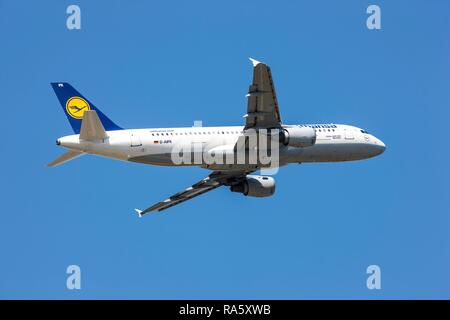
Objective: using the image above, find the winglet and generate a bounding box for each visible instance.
[249,57,262,67]
[134,209,143,218]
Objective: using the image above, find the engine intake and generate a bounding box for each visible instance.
[230,175,275,198]
[280,126,316,148]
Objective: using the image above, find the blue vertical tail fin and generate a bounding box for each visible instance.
[50,82,122,134]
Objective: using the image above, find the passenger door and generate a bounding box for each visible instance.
[344,128,354,140]
[130,132,142,147]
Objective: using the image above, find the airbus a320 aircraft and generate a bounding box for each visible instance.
[49,59,385,216]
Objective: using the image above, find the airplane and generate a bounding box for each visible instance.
[49,58,386,216]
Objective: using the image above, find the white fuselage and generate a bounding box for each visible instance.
[57,124,386,170]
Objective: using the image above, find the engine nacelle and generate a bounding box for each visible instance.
[230,175,275,198]
[280,126,316,148]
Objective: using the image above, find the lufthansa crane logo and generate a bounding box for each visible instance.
[66,96,91,119]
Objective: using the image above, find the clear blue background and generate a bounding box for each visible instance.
[1,0,449,299]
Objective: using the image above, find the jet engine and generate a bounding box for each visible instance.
[279,126,316,148]
[230,175,275,197]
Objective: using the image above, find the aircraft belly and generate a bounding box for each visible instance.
[127,140,372,166]
[128,153,192,166]
[283,142,372,163]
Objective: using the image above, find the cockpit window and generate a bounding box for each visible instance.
[360,129,369,134]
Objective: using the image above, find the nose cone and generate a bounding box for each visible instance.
[373,137,386,155]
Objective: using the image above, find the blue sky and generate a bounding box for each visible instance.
[1,0,449,299]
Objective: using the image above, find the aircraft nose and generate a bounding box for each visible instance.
[373,137,386,155]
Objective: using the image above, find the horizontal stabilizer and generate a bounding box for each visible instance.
[79,110,108,141]
[47,150,84,167]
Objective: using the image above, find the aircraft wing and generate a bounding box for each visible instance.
[135,170,253,216]
[244,58,283,130]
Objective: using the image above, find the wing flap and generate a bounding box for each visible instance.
[136,177,221,216]
[149,184,221,213]
[135,170,253,216]
[245,58,282,129]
